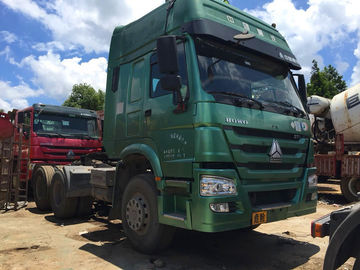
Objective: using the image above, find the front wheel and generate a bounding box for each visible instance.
[121,174,175,254]
[340,177,360,202]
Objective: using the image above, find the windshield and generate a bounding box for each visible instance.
[33,112,99,139]
[195,38,306,117]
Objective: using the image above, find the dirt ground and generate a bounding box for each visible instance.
[0,180,356,270]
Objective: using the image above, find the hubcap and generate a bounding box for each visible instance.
[349,178,360,197]
[126,195,149,233]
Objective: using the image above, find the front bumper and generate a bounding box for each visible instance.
[189,167,317,232]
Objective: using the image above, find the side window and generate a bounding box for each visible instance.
[150,43,188,98]
[111,66,120,93]
[130,60,144,103]
[23,111,31,134]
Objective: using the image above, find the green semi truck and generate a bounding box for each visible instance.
[49,0,317,253]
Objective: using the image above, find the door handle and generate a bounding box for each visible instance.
[145,109,152,117]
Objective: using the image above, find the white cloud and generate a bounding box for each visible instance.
[0,0,164,53]
[0,46,11,59]
[32,41,65,52]
[351,42,360,86]
[0,80,43,111]
[21,52,107,101]
[335,55,350,75]
[246,0,360,83]
[0,31,17,44]
[0,99,11,112]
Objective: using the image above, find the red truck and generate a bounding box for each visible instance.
[0,104,102,210]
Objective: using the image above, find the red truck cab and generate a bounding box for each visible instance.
[15,104,102,210]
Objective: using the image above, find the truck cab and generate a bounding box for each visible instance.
[103,0,316,232]
[16,104,102,210]
[54,0,317,253]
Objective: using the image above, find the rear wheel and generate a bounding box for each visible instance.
[121,174,175,254]
[50,170,78,219]
[33,166,55,211]
[340,177,360,202]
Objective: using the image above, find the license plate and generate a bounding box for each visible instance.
[252,211,267,225]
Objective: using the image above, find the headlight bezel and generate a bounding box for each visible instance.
[200,175,237,197]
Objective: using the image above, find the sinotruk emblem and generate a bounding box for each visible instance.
[269,139,282,163]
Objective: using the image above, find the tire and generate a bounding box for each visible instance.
[121,174,175,254]
[340,177,360,202]
[77,197,93,217]
[33,166,55,211]
[50,170,78,219]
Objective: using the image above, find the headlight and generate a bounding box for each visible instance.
[308,174,318,188]
[200,175,237,196]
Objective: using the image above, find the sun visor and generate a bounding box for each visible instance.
[182,19,301,70]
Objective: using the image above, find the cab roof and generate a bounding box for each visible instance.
[108,0,299,69]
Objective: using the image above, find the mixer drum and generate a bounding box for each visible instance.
[330,83,360,142]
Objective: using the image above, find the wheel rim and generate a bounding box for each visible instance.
[53,179,64,207]
[35,172,46,199]
[348,178,360,198]
[125,194,150,235]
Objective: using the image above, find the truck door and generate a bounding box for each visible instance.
[126,59,145,138]
[144,42,194,178]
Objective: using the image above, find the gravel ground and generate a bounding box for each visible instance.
[0,181,356,270]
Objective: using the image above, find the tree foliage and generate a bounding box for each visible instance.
[63,83,104,111]
[307,60,347,99]
[0,109,4,113]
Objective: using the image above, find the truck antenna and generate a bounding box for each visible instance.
[164,0,177,34]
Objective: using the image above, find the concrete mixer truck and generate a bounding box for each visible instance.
[308,83,360,202]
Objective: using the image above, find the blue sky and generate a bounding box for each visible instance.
[0,0,360,111]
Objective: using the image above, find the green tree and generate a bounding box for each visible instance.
[307,59,347,99]
[63,83,104,111]
[0,109,4,113]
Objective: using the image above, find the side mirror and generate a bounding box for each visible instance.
[293,74,307,106]
[157,35,179,75]
[160,74,182,92]
[17,111,25,124]
[157,35,186,113]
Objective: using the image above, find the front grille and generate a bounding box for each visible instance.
[224,125,309,181]
[40,144,98,150]
[249,189,297,207]
[231,144,303,155]
[224,126,305,141]
[237,163,298,170]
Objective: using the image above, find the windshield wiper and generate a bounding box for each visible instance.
[208,91,264,109]
[271,101,306,117]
